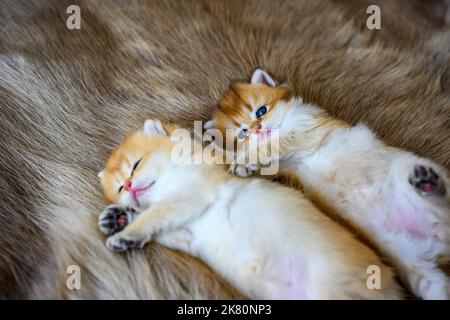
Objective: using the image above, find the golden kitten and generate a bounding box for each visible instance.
[205,69,450,300]
[97,119,402,299]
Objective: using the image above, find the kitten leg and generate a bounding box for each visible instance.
[227,144,261,177]
[98,205,139,236]
[228,138,279,177]
[409,165,447,198]
[389,162,450,299]
[229,128,301,178]
[406,163,450,235]
[105,201,205,252]
[228,163,259,177]
[403,262,450,300]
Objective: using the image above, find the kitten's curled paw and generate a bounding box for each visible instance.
[409,165,446,197]
[229,163,259,177]
[106,233,150,252]
[98,205,138,236]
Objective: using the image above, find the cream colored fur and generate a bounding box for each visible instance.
[98,120,402,300]
[2,0,450,300]
[226,70,450,300]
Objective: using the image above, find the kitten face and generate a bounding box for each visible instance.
[208,69,293,151]
[98,121,174,208]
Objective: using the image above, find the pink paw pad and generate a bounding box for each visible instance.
[409,165,446,197]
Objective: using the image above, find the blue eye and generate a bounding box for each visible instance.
[238,128,249,139]
[256,106,267,119]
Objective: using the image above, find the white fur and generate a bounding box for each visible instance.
[100,125,402,300]
[251,69,276,87]
[255,97,450,299]
[143,119,166,136]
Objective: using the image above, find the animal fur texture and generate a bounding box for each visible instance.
[97,119,403,299]
[0,0,449,299]
[207,69,450,299]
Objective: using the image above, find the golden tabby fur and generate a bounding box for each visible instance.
[1,0,449,299]
[207,69,450,299]
[97,119,402,299]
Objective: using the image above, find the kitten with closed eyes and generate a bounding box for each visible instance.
[205,69,450,300]
[97,119,402,299]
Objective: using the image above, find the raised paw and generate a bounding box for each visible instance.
[409,165,446,197]
[106,233,149,252]
[229,163,259,177]
[98,205,138,236]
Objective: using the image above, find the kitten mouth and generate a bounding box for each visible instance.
[256,128,273,139]
[132,181,156,205]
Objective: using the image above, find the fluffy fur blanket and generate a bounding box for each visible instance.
[0,0,449,299]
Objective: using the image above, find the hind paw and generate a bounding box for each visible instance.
[409,165,446,197]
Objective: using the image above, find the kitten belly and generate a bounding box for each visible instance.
[380,195,429,238]
[291,151,443,245]
[182,209,312,300]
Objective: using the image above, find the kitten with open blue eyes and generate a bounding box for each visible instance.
[97,119,402,300]
[205,69,450,300]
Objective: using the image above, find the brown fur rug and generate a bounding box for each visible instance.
[0,0,449,299]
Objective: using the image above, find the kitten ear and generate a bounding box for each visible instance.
[203,120,216,130]
[97,170,105,180]
[143,119,167,136]
[250,68,276,87]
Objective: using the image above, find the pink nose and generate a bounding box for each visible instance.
[124,180,132,191]
[256,124,262,133]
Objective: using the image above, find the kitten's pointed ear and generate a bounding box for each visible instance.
[97,170,105,180]
[143,119,167,136]
[251,68,276,87]
[203,120,216,130]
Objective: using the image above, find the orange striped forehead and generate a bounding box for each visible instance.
[214,82,293,131]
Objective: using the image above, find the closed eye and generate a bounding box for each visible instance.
[118,185,124,193]
[132,159,142,173]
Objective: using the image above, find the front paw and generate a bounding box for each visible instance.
[98,205,138,236]
[106,233,150,252]
[229,163,259,177]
